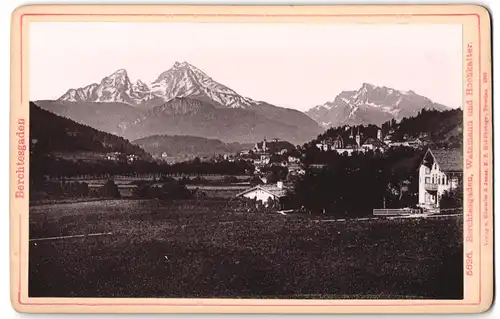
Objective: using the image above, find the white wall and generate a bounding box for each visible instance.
[418,162,454,208]
[418,164,427,206]
[242,189,275,203]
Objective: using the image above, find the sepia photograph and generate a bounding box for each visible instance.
[26,19,466,300]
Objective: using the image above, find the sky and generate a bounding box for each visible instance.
[29,22,462,111]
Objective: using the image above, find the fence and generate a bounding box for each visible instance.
[435,207,463,215]
[373,208,422,216]
[373,207,463,216]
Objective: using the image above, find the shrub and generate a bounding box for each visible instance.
[250,175,264,186]
[132,180,192,200]
[99,180,120,198]
[440,186,463,209]
[161,180,192,199]
[132,183,153,199]
[222,176,238,184]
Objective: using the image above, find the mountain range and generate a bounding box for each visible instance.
[306,83,451,128]
[35,61,454,145]
[58,62,257,109]
[38,61,323,144]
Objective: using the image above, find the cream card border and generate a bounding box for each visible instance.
[10,4,493,314]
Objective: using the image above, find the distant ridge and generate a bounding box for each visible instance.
[306,83,451,129]
[30,102,150,159]
[132,134,253,160]
[38,61,323,144]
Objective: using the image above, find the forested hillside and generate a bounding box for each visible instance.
[133,134,252,159]
[30,102,150,159]
[314,109,462,148]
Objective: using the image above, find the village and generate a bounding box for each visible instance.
[234,134,462,215]
[86,128,462,217]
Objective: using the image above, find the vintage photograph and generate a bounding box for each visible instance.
[27,21,464,299]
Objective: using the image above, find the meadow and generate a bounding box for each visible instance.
[29,199,463,299]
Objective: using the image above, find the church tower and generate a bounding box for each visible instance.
[355,128,361,148]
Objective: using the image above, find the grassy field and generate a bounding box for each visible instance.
[29,199,463,299]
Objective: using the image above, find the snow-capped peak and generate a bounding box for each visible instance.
[59,68,157,106]
[172,61,197,70]
[101,69,131,88]
[58,62,259,109]
[361,82,375,90]
[306,83,450,129]
[112,68,127,75]
[149,61,256,108]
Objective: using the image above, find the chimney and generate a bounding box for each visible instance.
[377,129,382,141]
[277,181,283,189]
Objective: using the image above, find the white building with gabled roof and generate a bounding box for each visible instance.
[237,181,288,207]
[418,148,463,211]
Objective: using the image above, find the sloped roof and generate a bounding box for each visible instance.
[407,137,422,143]
[237,184,288,198]
[362,137,385,148]
[430,149,463,172]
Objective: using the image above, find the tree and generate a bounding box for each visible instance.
[132,183,153,199]
[289,146,424,217]
[222,175,238,184]
[250,175,264,186]
[265,171,280,184]
[440,182,463,209]
[99,179,120,198]
[161,180,191,199]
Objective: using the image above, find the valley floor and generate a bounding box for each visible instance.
[29,199,463,299]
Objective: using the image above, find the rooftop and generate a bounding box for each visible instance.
[423,148,463,172]
[237,183,288,198]
[431,149,463,172]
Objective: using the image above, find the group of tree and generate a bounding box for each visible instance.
[132,134,252,159]
[131,178,193,200]
[388,109,462,148]
[30,178,197,201]
[96,180,121,198]
[168,158,254,176]
[29,179,121,201]
[288,147,424,217]
[314,108,462,148]
[30,103,150,159]
[30,154,255,182]
[439,181,463,209]
[260,165,289,183]
[30,180,90,200]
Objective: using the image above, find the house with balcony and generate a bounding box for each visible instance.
[418,148,463,211]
